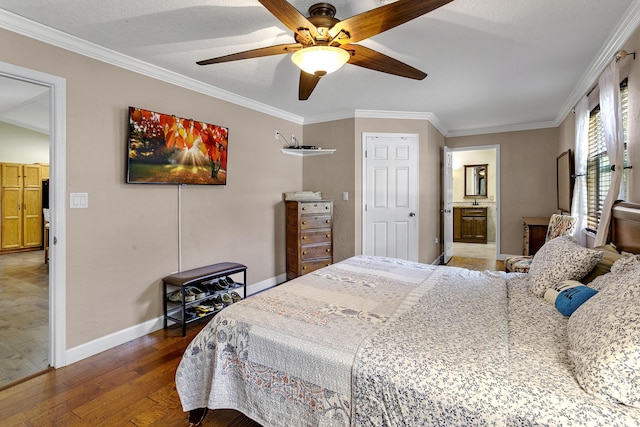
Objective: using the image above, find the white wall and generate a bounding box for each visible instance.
[0,121,49,164]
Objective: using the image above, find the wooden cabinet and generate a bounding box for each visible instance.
[1,163,43,251]
[453,207,487,243]
[523,217,550,256]
[286,200,333,280]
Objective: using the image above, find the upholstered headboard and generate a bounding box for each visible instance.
[611,202,640,254]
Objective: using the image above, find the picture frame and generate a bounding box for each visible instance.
[127,106,228,185]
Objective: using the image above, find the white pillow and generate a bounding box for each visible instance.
[528,236,602,298]
[589,254,640,291]
[567,256,640,407]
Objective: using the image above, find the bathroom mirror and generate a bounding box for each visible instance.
[464,164,488,197]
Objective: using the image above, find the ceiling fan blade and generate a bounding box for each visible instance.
[258,0,320,44]
[329,0,454,44]
[197,43,302,65]
[299,71,321,100]
[343,44,426,80]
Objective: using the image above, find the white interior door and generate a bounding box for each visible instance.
[363,133,419,261]
[443,146,453,263]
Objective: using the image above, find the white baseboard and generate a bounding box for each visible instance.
[247,273,286,296]
[64,273,285,366]
[433,253,444,265]
[66,316,164,365]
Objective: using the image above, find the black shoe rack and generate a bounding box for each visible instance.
[162,262,247,336]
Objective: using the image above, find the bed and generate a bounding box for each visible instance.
[176,202,640,426]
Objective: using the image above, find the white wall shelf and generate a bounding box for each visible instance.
[281,148,336,156]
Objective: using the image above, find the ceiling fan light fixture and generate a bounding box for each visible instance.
[291,46,350,76]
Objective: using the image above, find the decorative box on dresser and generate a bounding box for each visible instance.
[286,200,333,280]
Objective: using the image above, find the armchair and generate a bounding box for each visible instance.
[505,214,577,273]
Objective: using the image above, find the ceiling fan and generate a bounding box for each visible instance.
[197,0,454,100]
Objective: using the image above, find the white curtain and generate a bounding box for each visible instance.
[572,96,589,247]
[594,61,625,247]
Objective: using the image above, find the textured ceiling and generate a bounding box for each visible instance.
[0,0,638,135]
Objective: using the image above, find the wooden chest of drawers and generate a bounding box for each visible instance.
[286,200,333,280]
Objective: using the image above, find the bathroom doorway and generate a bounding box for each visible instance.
[449,146,500,260]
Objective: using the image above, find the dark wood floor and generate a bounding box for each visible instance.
[0,256,502,426]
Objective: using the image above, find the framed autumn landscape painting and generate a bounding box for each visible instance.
[127,107,229,185]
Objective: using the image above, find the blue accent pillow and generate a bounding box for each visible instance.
[554,285,598,316]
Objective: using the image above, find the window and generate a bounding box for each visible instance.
[586,79,629,230]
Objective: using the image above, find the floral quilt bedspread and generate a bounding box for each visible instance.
[176,256,640,426]
[176,255,439,426]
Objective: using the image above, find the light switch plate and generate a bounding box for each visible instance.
[70,192,89,209]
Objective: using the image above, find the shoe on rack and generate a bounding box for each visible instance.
[219,279,232,290]
[189,286,207,300]
[194,304,213,313]
[230,291,242,303]
[224,277,236,288]
[203,280,216,293]
[184,308,197,321]
[168,290,182,303]
[207,279,227,292]
[194,305,214,317]
[219,292,232,306]
[168,288,195,303]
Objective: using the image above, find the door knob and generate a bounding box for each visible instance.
[409,212,416,217]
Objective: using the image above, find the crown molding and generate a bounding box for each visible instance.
[355,110,449,136]
[302,110,356,125]
[303,109,450,135]
[0,9,304,125]
[446,120,558,138]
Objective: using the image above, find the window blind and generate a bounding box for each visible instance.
[586,79,628,231]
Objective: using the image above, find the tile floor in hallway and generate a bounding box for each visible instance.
[0,250,49,388]
[452,242,496,260]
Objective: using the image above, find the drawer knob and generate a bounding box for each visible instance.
[325,220,330,224]
[302,221,307,225]
[302,236,307,240]
[302,207,306,210]
[302,251,307,255]
[326,234,330,238]
[326,248,330,253]
[303,266,307,270]
[325,206,329,209]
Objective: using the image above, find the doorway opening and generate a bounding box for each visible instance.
[0,75,50,386]
[449,146,500,261]
[0,61,67,386]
